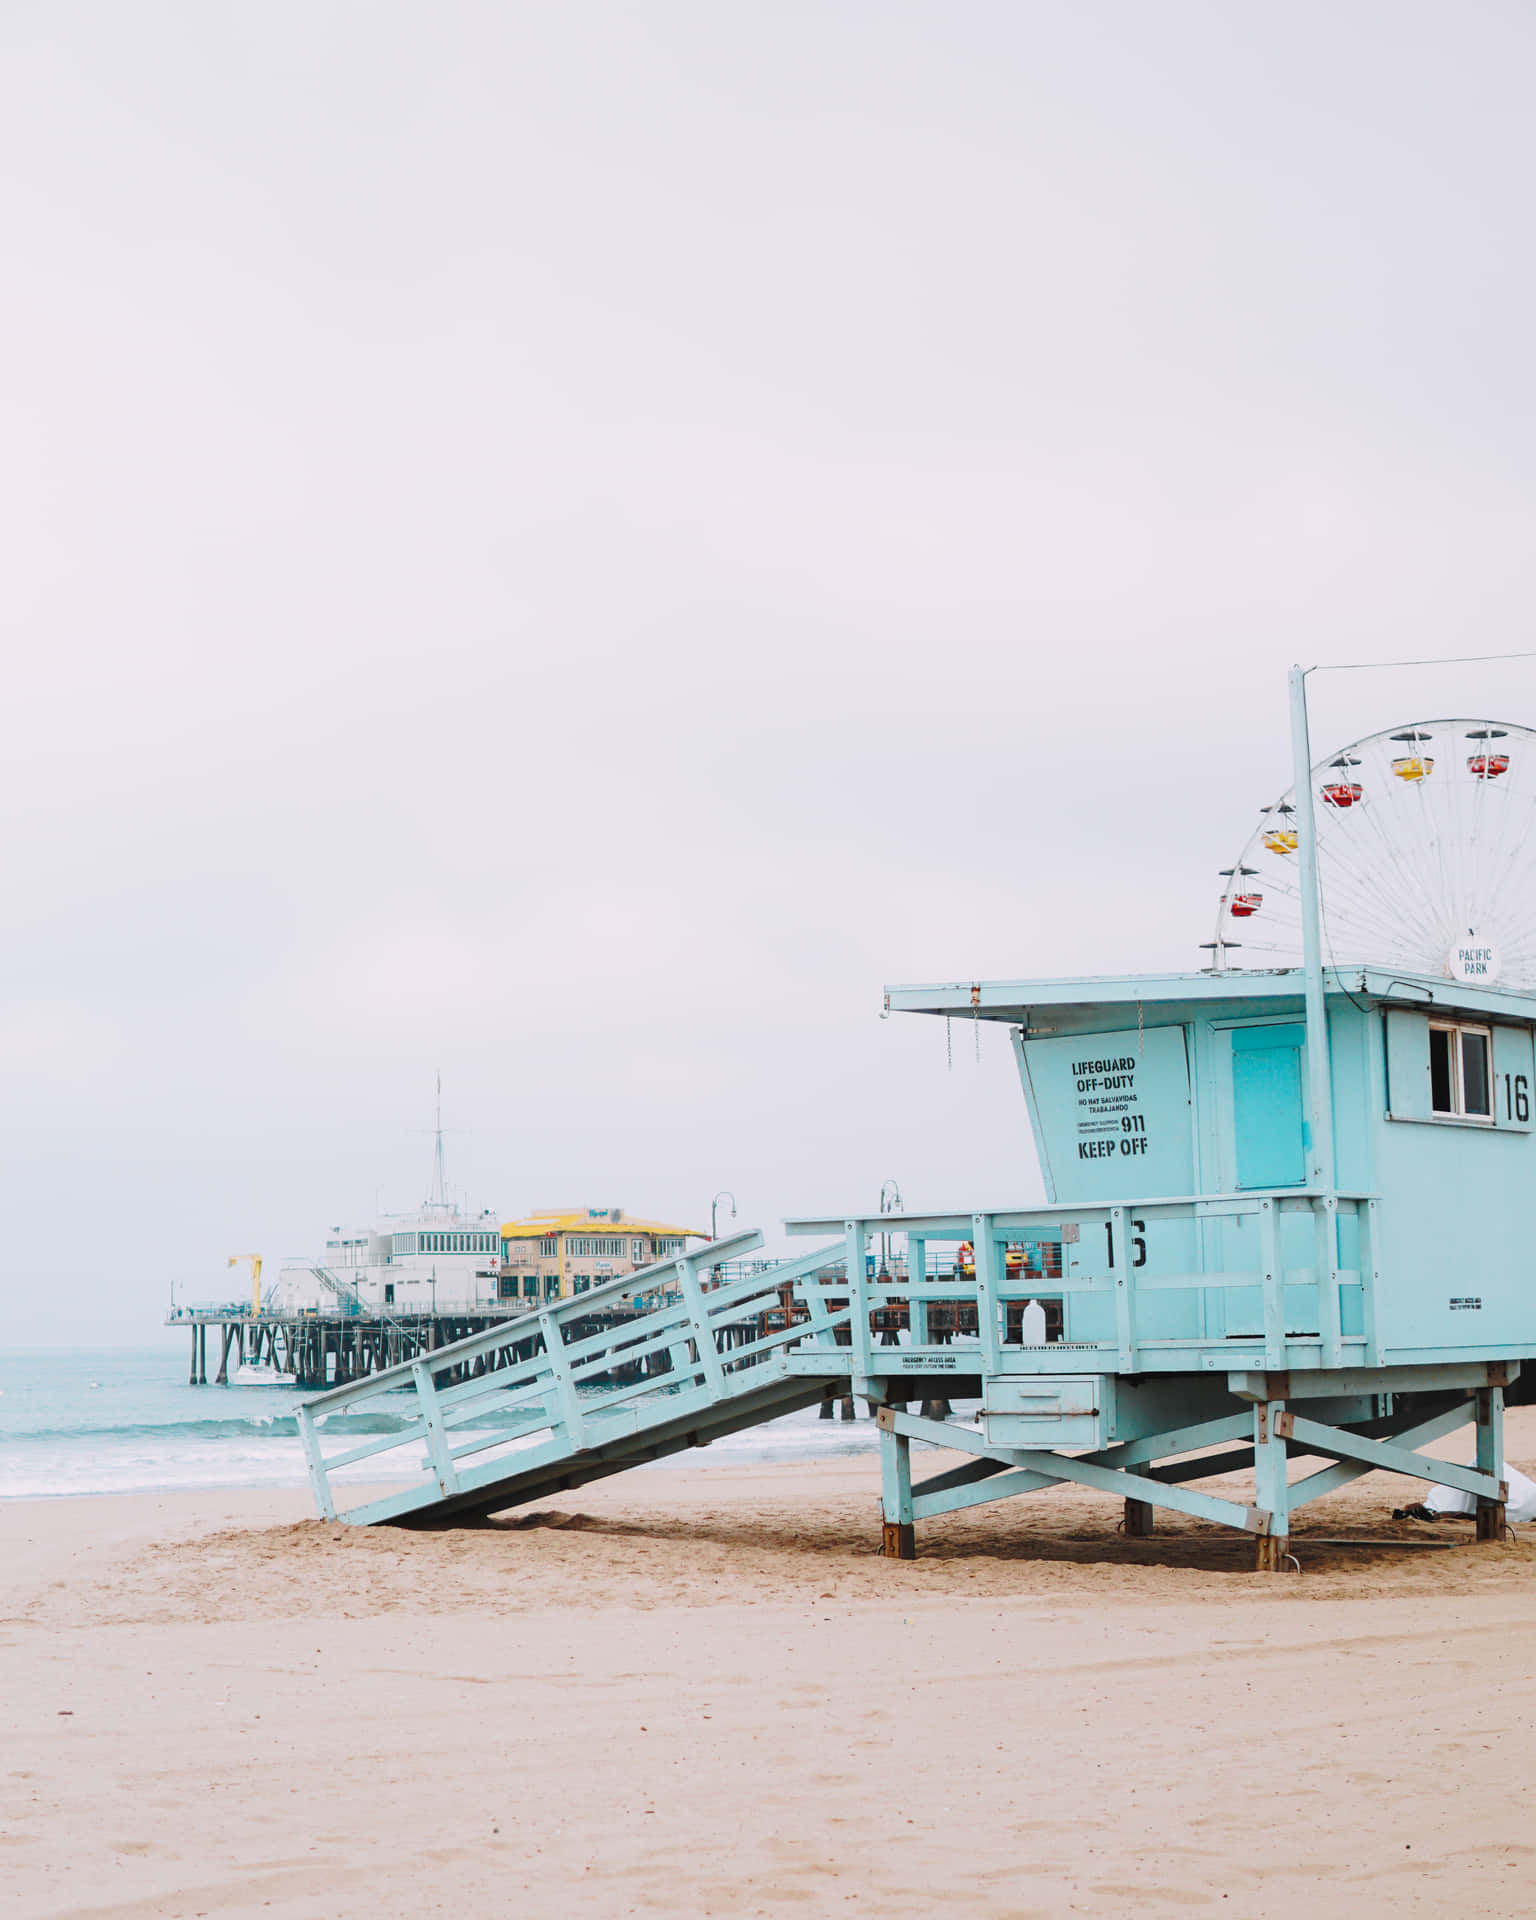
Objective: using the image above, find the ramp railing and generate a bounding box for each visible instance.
[297,1229,853,1524]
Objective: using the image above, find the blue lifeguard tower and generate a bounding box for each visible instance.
[861,958,1526,1566]
[297,671,1532,1570]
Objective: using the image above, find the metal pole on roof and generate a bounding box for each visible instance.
[1288,665,1336,1193]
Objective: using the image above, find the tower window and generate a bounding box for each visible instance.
[1429,1022,1493,1119]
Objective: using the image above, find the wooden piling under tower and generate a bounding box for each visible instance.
[1123,1499,1154,1537]
[1254,1532,1289,1573]
[1252,1397,1290,1572]
[1475,1384,1508,1542]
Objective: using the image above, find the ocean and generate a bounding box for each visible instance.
[0,1343,884,1502]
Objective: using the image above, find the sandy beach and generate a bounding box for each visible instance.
[4,1413,1536,1920]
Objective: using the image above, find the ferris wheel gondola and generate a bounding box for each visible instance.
[1208,718,1536,991]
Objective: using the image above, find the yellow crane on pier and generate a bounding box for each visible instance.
[228,1254,263,1315]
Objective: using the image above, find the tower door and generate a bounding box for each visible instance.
[1231,1024,1307,1189]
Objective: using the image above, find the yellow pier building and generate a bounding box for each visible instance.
[497,1208,704,1304]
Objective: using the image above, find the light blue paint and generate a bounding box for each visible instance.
[891,964,1536,1369]
[1232,1025,1307,1190]
[1230,1024,1308,1052]
[1013,1024,1194,1204]
[296,931,1536,1557]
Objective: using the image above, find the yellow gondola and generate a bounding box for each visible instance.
[1392,754,1434,781]
[1261,828,1298,854]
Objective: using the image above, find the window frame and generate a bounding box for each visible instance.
[1428,1019,1495,1123]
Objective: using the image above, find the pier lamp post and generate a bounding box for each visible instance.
[879,1179,902,1276]
[710,1190,736,1292]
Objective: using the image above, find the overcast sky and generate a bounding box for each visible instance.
[5,3,1536,1344]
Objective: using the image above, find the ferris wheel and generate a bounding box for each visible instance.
[1209,718,1536,992]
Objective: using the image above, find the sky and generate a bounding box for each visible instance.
[5,2,1536,1343]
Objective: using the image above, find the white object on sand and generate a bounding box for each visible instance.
[1423,1464,1536,1523]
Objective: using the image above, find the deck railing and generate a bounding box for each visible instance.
[786,1189,1377,1378]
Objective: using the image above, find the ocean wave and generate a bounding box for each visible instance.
[6,1409,440,1445]
[12,1416,304,1445]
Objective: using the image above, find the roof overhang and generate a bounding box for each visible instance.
[883,967,1536,1028]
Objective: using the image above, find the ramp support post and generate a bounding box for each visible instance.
[1475,1385,1507,1542]
[409,1359,460,1500]
[1253,1396,1291,1572]
[879,1418,915,1560]
[296,1402,336,1521]
[538,1311,586,1450]
[675,1258,727,1398]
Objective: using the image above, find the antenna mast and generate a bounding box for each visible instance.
[430,1072,449,1210]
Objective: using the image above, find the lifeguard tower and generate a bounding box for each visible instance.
[296,672,1536,1571]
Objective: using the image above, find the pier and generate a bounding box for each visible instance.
[167,1303,563,1391]
[165,1254,906,1394]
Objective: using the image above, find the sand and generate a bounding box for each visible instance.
[4,1412,1536,1919]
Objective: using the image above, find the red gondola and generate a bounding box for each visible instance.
[1321,781,1363,808]
[1230,893,1263,917]
[1468,753,1510,779]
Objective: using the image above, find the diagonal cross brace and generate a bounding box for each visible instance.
[913,1454,1014,1500]
[880,1405,1257,1532]
[1280,1409,1504,1503]
[1002,1445,1258,1531]
[905,1411,1252,1503]
[913,1463,1064,1520]
[1286,1401,1475,1510]
[902,1401,1487,1526]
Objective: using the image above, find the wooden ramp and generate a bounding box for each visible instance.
[296,1231,854,1525]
